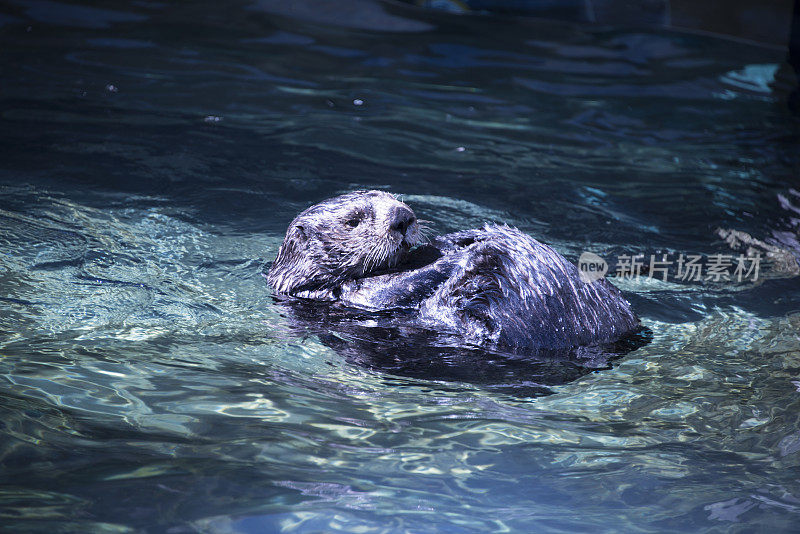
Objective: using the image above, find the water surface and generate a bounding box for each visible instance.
[1,1,800,532]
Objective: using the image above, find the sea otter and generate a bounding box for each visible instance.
[267,190,639,352]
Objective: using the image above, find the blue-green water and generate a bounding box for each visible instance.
[2,1,800,532]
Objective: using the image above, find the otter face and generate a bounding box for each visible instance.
[267,191,423,296]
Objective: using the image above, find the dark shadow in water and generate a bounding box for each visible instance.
[272,296,651,398]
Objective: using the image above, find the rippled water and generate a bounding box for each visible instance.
[2,1,800,532]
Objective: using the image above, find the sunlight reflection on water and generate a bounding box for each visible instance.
[1,0,799,532]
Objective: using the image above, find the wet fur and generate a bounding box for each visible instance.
[267,191,424,300]
[417,226,638,349]
[268,191,639,351]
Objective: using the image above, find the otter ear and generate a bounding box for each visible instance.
[290,224,307,242]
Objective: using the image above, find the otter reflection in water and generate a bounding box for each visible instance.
[266,191,644,395]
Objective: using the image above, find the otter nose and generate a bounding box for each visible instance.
[389,206,416,236]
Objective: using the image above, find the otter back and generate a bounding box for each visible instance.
[336,224,639,351]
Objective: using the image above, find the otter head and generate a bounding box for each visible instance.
[267,190,422,296]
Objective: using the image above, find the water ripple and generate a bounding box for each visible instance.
[1,0,799,531]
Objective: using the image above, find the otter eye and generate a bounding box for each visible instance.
[345,211,363,228]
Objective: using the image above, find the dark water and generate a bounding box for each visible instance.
[2,1,800,532]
